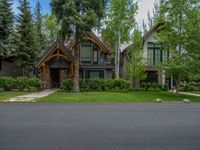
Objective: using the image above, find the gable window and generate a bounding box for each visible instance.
[147,42,168,66]
[85,70,104,79]
[81,44,92,64]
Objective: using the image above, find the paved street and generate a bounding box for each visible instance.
[0,103,200,150]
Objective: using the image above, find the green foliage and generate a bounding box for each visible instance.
[63,80,74,92]
[0,77,14,91]
[51,0,106,41]
[15,0,38,73]
[0,0,14,55]
[102,0,137,50]
[0,77,41,91]
[33,1,48,56]
[156,0,200,92]
[63,79,130,92]
[126,29,146,88]
[43,14,59,42]
[180,82,200,92]
[140,82,169,92]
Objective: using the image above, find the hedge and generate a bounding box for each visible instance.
[63,79,130,92]
[0,77,41,92]
[180,81,200,92]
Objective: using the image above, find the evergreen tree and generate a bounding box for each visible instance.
[15,0,37,75]
[51,0,107,92]
[0,0,13,55]
[34,0,45,56]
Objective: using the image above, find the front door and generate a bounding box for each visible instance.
[50,68,60,88]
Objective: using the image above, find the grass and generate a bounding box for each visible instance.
[37,91,200,103]
[189,91,200,94]
[0,92,30,102]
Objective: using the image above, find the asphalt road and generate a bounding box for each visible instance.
[0,103,200,150]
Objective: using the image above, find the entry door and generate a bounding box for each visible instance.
[50,68,60,88]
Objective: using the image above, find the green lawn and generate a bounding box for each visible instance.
[190,91,200,94]
[37,91,200,103]
[0,92,30,102]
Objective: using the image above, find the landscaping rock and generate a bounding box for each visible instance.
[183,99,190,103]
[156,98,162,103]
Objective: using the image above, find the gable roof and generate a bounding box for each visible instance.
[66,32,110,54]
[143,22,164,42]
[36,40,74,68]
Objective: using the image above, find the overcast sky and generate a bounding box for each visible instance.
[13,0,156,28]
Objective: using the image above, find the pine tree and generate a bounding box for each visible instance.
[51,0,107,92]
[34,1,46,56]
[0,0,13,55]
[15,0,37,75]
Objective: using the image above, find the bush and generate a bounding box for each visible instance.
[0,77,41,91]
[15,77,29,90]
[63,79,130,92]
[28,78,41,89]
[63,79,74,92]
[0,77,15,91]
[180,81,200,92]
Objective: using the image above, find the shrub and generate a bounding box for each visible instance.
[63,79,74,91]
[180,81,200,91]
[0,77,15,91]
[0,77,41,91]
[63,79,130,92]
[28,78,41,89]
[15,77,29,90]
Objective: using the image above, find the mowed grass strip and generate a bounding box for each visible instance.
[0,92,30,102]
[37,91,200,103]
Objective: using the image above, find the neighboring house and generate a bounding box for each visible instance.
[0,56,21,77]
[36,32,114,88]
[120,23,170,87]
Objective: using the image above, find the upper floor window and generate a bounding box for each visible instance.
[147,42,168,66]
[81,45,92,64]
[80,41,99,64]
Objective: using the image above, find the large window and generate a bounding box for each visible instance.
[81,45,92,64]
[80,42,99,64]
[85,70,104,79]
[147,42,168,66]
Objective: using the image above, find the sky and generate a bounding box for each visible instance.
[12,0,156,28]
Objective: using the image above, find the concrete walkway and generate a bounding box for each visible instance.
[5,89,57,102]
[179,92,200,97]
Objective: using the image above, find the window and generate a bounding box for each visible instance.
[85,70,104,79]
[93,50,98,64]
[81,45,92,64]
[147,42,167,66]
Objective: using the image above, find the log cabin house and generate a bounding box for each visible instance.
[35,32,114,88]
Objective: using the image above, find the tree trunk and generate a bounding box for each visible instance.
[115,32,120,79]
[73,44,80,92]
[175,75,180,94]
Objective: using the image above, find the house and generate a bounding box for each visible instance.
[36,32,114,88]
[120,23,171,87]
[0,56,21,77]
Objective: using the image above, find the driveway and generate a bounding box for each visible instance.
[0,103,200,150]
